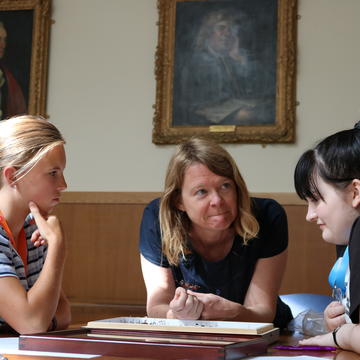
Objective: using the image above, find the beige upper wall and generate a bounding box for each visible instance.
[47,0,360,192]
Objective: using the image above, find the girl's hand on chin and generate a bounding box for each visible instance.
[29,201,64,248]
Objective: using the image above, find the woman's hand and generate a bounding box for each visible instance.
[300,324,360,354]
[324,301,346,331]
[187,290,240,320]
[168,287,203,320]
[299,332,335,347]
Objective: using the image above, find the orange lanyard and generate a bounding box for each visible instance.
[0,211,28,274]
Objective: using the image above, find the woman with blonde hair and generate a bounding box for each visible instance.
[140,137,292,328]
[0,115,70,334]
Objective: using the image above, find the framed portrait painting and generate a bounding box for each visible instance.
[153,0,297,144]
[0,0,51,120]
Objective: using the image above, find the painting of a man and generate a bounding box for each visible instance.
[0,21,27,119]
[172,1,277,126]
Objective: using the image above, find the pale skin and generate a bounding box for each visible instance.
[299,323,360,353]
[299,178,360,351]
[323,301,347,331]
[141,163,287,322]
[0,144,71,334]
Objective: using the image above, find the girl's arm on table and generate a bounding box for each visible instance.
[0,204,66,334]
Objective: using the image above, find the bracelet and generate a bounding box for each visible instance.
[332,326,342,348]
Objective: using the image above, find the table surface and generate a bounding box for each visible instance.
[2,330,360,360]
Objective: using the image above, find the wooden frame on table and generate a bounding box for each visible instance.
[153,0,297,144]
[0,0,51,120]
[20,328,269,359]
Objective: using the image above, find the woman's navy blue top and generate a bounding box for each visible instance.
[139,197,293,328]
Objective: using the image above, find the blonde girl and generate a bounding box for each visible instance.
[0,115,70,334]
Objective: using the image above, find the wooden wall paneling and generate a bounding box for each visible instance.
[280,205,336,295]
[68,304,146,324]
[54,203,147,304]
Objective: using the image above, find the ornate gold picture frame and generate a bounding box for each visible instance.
[0,0,51,119]
[153,0,297,144]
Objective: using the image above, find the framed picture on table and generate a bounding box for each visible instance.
[152,0,297,144]
[0,0,51,120]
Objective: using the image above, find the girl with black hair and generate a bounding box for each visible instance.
[294,123,360,352]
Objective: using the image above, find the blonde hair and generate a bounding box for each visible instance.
[160,137,259,265]
[0,115,65,186]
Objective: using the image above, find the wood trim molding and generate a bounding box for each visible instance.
[60,192,306,205]
[251,193,305,205]
[60,192,162,204]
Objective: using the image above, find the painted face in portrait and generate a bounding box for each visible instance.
[209,20,236,54]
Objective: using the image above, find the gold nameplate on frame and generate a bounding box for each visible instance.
[209,126,236,133]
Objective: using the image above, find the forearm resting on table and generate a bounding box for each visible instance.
[147,301,274,322]
[336,324,360,353]
[227,251,285,323]
[146,303,173,318]
[187,289,275,323]
[20,278,63,333]
[0,279,61,334]
[0,250,66,333]
[53,290,71,330]
[24,255,65,330]
[229,303,275,323]
[202,299,275,323]
[299,324,360,354]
